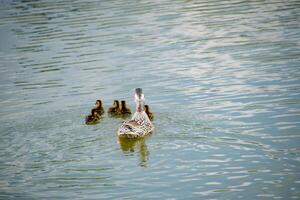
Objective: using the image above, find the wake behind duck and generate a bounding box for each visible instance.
[118,88,154,138]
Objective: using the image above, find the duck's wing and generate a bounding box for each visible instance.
[132,111,152,125]
[118,120,145,137]
[123,120,140,127]
[118,120,153,138]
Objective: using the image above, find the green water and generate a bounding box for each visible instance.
[0,0,300,199]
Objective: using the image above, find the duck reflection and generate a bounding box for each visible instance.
[118,137,150,167]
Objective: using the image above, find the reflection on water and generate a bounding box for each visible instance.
[118,137,150,167]
[0,0,300,199]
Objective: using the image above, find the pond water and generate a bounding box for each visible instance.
[0,0,300,199]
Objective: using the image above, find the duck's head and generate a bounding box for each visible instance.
[121,100,127,108]
[135,88,145,112]
[113,100,119,108]
[95,100,102,108]
[91,108,98,116]
[135,88,143,99]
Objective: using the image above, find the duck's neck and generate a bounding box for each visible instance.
[136,99,144,112]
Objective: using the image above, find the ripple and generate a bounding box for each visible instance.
[0,0,300,199]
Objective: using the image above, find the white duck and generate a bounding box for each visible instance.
[118,88,154,138]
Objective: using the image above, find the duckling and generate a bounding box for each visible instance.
[108,100,121,116]
[95,100,104,115]
[120,100,131,115]
[144,105,154,121]
[85,109,100,125]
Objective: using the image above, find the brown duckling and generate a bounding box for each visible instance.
[85,108,100,125]
[108,100,121,116]
[144,105,154,121]
[95,100,104,115]
[120,100,131,115]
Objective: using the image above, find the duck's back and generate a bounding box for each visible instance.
[95,108,104,115]
[85,115,99,125]
[118,111,153,138]
[121,108,131,114]
[108,107,119,114]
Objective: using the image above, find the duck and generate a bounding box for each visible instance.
[85,108,101,125]
[108,100,121,116]
[120,100,131,115]
[144,105,154,121]
[118,88,154,138]
[94,100,104,115]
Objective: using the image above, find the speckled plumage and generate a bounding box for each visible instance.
[118,88,154,138]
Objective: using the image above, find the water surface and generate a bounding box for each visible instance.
[0,0,300,199]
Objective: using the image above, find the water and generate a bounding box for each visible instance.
[0,0,300,199]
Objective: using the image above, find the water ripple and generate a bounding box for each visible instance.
[0,0,300,199]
